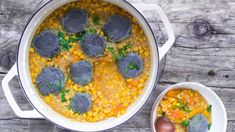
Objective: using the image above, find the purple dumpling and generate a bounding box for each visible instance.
[103,15,131,42]
[61,9,88,34]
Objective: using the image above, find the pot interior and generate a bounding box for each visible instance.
[17,0,159,131]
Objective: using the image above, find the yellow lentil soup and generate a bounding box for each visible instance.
[29,0,150,122]
[156,89,212,132]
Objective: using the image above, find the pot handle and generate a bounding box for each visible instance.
[2,63,43,118]
[133,4,175,60]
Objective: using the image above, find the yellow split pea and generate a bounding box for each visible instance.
[29,0,150,122]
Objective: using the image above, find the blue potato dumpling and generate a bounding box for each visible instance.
[187,114,209,132]
[36,67,65,96]
[102,15,131,42]
[118,53,143,78]
[69,61,93,86]
[70,92,92,114]
[33,30,60,58]
[61,9,88,34]
[80,34,105,57]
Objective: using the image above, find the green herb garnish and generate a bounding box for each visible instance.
[86,28,96,34]
[92,15,100,25]
[61,91,66,102]
[107,42,132,61]
[129,61,135,69]
[58,31,64,38]
[57,32,72,51]
[60,88,69,103]
[76,31,86,42]
[127,61,140,70]
[174,101,191,113]
[67,105,72,110]
[107,47,119,61]
[118,42,132,57]
[47,82,53,88]
[207,105,212,113]
[68,37,77,43]
[208,123,212,130]
[75,29,96,43]
[181,120,189,127]
[56,80,62,90]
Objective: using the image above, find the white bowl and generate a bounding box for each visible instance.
[150,82,227,132]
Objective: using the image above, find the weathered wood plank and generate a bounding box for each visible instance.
[0,113,234,132]
[0,0,50,72]
[0,75,234,123]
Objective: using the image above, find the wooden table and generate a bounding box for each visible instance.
[0,0,235,131]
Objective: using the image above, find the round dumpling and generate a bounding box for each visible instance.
[36,67,65,96]
[117,53,143,78]
[103,15,131,42]
[61,9,88,34]
[80,34,105,57]
[33,30,60,58]
[187,114,209,132]
[70,92,91,114]
[69,61,93,86]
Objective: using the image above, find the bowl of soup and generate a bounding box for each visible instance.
[2,0,175,131]
[151,82,227,132]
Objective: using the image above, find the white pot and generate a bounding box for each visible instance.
[151,82,227,132]
[2,0,175,131]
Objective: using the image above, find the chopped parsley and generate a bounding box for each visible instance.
[47,82,53,88]
[174,101,191,113]
[128,61,139,70]
[107,46,119,61]
[68,37,77,43]
[61,91,66,102]
[92,15,100,25]
[56,80,63,90]
[86,28,96,34]
[208,123,212,130]
[60,89,69,103]
[76,31,86,42]
[57,32,72,51]
[207,105,212,113]
[181,120,189,127]
[67,105,72,110]
[75,29,96,42]
[57,28,98,51]
[118,42,132,57]
[56,80,69,103]
[107,42,132,61]
[124,61,140,73]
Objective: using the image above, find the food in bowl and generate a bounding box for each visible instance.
[29,0,150,122]
[155,89,212,132]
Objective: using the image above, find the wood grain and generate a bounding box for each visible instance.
[0,0,235,131]
[0,76,235,131]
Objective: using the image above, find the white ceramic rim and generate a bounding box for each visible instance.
[17,0,160,131]
[150,82,227,132]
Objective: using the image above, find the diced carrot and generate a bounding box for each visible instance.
[168,109,184,120]
[113,104,124,115]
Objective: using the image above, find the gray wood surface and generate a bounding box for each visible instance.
[1,0,235,131]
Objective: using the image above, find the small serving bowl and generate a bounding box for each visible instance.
[150,82,227,132]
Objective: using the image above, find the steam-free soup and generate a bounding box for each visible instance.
[29,0,150,122]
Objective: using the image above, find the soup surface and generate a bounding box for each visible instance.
[29,0,150,122]
[156,89,212,132]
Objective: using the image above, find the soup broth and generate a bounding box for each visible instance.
[29,0,150,122]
